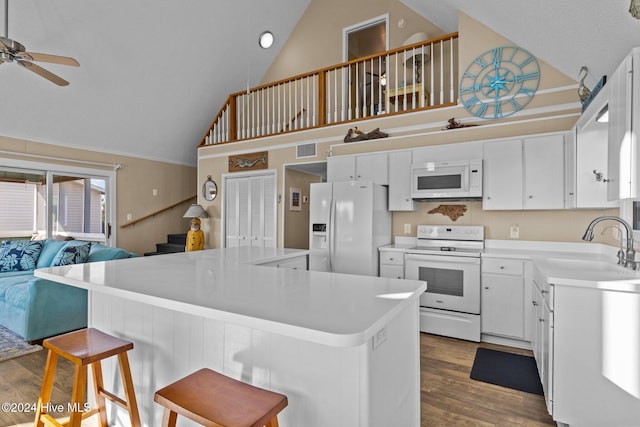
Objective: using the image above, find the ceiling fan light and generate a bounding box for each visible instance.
[259,31,274,49]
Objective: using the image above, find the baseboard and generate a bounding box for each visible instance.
[481,334,532,351]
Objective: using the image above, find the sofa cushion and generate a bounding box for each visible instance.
[51,241,92,267]
[0,240,44,272]
[0,270,34,279]
[0,274,32,308]
[87,244,131,262]
[36,239,67,268]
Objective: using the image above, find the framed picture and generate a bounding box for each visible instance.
[289,187,301,211]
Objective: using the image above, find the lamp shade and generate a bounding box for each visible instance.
[183,204,209,218]
[403,32,428,46]
[403,31,430,65]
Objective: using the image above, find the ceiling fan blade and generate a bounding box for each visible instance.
[17,60,70,86]
[21,52,79,67]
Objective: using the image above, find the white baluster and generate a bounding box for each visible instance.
[440,41,444,105]
[430,43,435,106]
[449,37,454,103]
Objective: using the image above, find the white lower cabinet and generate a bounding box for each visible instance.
[531,264,640,425]
[379,249,404,279]
[481,258,531,342]
[551,283,640,425]
[531,267,553,415]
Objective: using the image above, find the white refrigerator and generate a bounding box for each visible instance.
[309,180,391,276]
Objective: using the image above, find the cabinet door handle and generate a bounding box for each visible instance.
[529,195,534,199]
[499,266,505,269]
[484,286,490,290]
[532,301,538,306]
[539,318,545,323]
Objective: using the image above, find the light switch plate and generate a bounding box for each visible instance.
[510,224,519,239]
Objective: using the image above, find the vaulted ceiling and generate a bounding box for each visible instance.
[1,0,638,167]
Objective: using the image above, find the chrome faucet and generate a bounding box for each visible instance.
[582,216,637,269]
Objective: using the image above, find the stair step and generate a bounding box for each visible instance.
[155,243,185,253]
[168,233,187,245]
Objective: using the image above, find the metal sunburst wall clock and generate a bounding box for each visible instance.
[459,46,540,119]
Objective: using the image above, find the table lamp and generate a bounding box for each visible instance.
[403,32,430,84]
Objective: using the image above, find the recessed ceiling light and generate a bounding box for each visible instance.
[259,31,274,49]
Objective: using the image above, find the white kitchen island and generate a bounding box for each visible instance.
[35,247,426,427]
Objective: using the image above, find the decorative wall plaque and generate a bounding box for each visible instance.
[428,204,467,221]
[228,151,268,172]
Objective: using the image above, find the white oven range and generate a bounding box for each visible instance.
[404,225,484,341]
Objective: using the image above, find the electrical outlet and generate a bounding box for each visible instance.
[152,188,158,196]
[510,224,520,239]
[126,213,132,221]
[372,328,387,350]
[404,224,412,234]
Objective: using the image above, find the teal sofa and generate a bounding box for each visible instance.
[0,239,134,342]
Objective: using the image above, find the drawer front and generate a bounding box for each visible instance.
[379,251,404,265]
[482,258,524,275]
[380,265,404,279]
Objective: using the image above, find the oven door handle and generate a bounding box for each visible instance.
[404,254,480,264]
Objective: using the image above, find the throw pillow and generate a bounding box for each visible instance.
[51,241,92,267]
[0,240,45,272]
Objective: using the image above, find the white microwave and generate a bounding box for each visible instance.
[411,159,482,200]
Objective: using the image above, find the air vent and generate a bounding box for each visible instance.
[296,143,317,159]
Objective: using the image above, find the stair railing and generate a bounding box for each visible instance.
[200,32,458,147]
[120,195,196,228]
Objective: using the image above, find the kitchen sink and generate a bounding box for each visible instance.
[544,257,640,281]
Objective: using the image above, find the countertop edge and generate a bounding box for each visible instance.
[35,250,426,347]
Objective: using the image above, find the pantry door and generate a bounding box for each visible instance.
[224,171,276,248]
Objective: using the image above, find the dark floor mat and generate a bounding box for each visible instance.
[470,347,544,395]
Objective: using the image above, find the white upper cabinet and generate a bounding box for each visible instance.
[327,155,356,181]
[570,80,619,208]
[388,150,417,211]
[524,135,565,209]
[327,152,388,185]
[483,138,523,210]
[483,135,565,210]
[607,49,638,200]
[412,141,483,163]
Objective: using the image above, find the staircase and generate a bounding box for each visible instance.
[144,233,187,256]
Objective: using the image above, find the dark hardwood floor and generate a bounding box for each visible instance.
[421,334,554,426]
[0,333,554,426]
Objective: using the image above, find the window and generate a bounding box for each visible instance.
[0,161,115,245]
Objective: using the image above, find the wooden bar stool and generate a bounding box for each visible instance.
[34,328,141,427]
[154,368,288,427]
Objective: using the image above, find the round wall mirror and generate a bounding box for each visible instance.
[202,176,218,201]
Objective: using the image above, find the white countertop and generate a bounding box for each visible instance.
[35,247,426,347]
[483,240,640,293]
[382,238,640,293]
[379,243,416,252]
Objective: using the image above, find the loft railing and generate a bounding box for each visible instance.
[199,32,458,147]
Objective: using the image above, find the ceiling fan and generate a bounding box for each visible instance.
[0,0,79,86]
